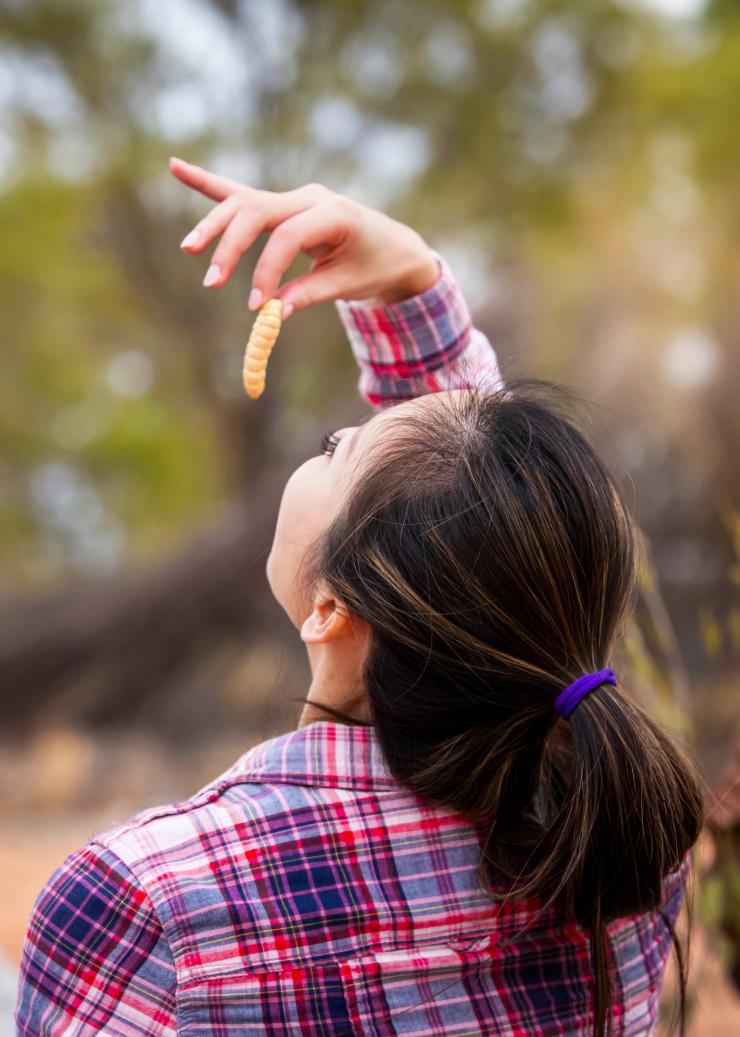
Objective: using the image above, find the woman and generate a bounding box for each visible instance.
[15,157,704,1036]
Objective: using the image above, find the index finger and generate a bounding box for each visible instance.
[168,156,253,203]
[251,203,346,302]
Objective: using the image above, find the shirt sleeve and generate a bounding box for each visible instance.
[14,840,177,1036]
[334,249,505,411]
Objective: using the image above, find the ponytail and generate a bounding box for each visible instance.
[494,679,701,1037]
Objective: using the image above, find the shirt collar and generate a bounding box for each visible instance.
[226,720,399,792]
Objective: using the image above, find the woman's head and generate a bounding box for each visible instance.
[266,391,445,628]
[285,379,640,714]
[284,381,705,1037]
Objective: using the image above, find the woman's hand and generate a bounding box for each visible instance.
[169,156,440,317]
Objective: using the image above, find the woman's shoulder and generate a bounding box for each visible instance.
[88,723,376,880]
[88,733,289,872]
[659,846,695,923]
[605,847,694,944]
[15,837,178,1035]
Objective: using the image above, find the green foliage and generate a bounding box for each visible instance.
[1,0,738,635]
[0,174,225,580]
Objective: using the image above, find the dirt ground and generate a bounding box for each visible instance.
[2,815,739,1036]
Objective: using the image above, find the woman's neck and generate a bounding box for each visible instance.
[297,643,370,728]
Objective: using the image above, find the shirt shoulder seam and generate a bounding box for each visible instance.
[88,838,181,1022]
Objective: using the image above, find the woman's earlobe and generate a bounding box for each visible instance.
[299,607,324,644]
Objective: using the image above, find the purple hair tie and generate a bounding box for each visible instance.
[554,668,617,720]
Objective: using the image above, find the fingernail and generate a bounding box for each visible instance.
[283,302,294,319]
[248,287,263,310]
[203,264,220,286]
[180,229,201,249]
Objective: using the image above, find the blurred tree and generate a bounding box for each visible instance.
[0,0,737,742]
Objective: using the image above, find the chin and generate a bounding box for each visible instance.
[265,548,277,597]
[265,551,294,624]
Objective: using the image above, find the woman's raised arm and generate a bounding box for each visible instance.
[169,157,504,410]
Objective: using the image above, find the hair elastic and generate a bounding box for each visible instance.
[554,668,617,720]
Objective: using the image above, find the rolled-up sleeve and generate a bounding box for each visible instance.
[335,249,505,410]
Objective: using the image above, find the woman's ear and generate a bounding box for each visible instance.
[300,588,351,645]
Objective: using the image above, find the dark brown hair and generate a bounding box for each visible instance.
[294,380,705,1037]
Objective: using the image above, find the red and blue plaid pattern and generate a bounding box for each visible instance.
[15,256,691,1035]
[335,250,505,406]
[16,721,691,1036]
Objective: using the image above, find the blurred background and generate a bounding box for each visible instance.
[0,0,738,1032]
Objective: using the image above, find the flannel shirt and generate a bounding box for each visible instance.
[15,253,691,1035]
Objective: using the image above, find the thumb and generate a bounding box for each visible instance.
[276,267,349,315]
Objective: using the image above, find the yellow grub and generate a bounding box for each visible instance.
[243,297,283,399]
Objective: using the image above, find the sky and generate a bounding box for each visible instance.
[632,0,705,15]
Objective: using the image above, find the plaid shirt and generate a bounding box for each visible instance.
[15,255,691,1035]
